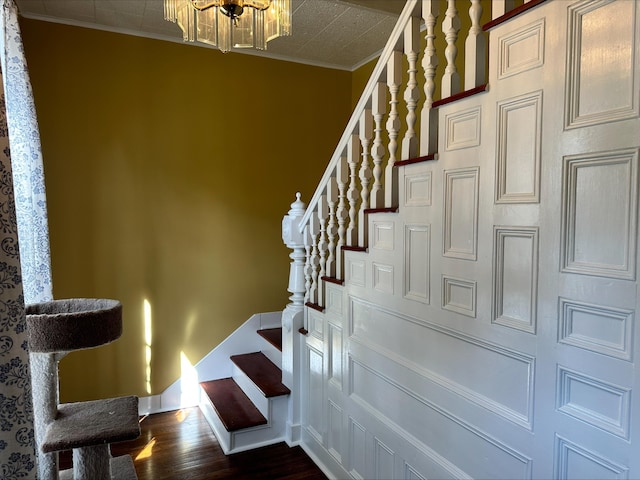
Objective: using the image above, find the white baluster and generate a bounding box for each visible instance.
[335,158,348,279]
[442,0,461,98]
[317,195,328,306]
[420,0,439,156]
[492,0,515,19]
[325,177,338,279]
[308,216,320,306]
[345,135,361,247]
[385,51,402,208]
[358,110,373,248]
[402,16,421,160]
[303,225,312,304]
[465,0,487,90]
[370,83,387,209]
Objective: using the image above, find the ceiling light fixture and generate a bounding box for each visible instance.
[164,0,291,53]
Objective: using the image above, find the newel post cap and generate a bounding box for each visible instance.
[282,192,306,247]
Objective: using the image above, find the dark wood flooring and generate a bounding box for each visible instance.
[59,407,328,480]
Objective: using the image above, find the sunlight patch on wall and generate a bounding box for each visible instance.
[144,299,152,395]
[180,351,200,407]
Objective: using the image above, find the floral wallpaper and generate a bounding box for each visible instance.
[0,68,35,477]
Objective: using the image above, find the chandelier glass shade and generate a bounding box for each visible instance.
[164,0,291,53]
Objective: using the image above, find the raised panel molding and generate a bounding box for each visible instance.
[554,435,629,480]
[326,284,344,315]
[443,167,479,260]
[496,91,542,204]
[350,356,532,479]
[558,298,633,361]
[372,221,394,250]
[560,148,638,280]
[349,298,535,429]
[405,171,432,207]
[405,225,430,304]
[373,262,394,294]
[492,227,539,334]
[306,345,325,444]
[308,308,324,341]
[445,106,482,151]
[442,275,477,318]
[328,400,343,464]
[329,322,343,390]
[565,0,639,129]
[374,437,395,480]
[347,258,366,287]
[498,19,545,79]
[348,417,367,480]
[556,366,631,440]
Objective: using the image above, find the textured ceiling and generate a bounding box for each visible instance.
[15,0,405,71]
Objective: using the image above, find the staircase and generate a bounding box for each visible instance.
[198,321,290,454]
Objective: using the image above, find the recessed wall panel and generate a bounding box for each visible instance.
[442,275,477,318]
[492,227,539,334]
[350,298,534,428]
[445,106,481,151]
[555,435,628,480]
[306,345,325,443]
[499,19,545,79]
[496,91,542,204]
[566,0,639,128]
[349,417,366,480]
[405,171,432,207]
[329,323,343,390]
[328,400,343,463]
[372,221,394,250]
[374,437,395,480]
[443,168,479,260]
[558,298,633,361]
[561,149,638,280]
[556,366,631,440]
[373,262,394,294]
[405,225,430,304]
[350,358,532,479]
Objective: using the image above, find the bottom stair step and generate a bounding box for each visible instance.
[200,378,267,432]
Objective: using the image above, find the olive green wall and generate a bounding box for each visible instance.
[20,19,352,403]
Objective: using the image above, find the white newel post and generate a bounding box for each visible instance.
[281,192,306,446]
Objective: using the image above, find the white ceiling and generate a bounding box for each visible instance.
[15,0,406,71]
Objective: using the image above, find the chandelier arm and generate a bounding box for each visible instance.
[188,0,271,12]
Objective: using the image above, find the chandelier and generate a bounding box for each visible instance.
[164,0,291,53]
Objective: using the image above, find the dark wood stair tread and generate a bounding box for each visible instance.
[42,396,140,453]
[230,352,291,398]
[200,378,267,432]
[257,327,282,351]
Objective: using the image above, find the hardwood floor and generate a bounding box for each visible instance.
[60,407,328,479]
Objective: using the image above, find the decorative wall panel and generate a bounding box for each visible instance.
[566,0,639,128]
[329,322,343,390]
[348,258,366,287]
[498,19,545,79]
[350,357,532,479]
[556,366,631,440]
[496,91,542,204]
[405,171,432,207]
[404,225,430,304]
[308,308,324,341]
[442,275,477,318]
[405,463,427,480]
[558,298,633,361]
[373,262,394,294]
[445,106,482,151]
[350,299,534,428]
[328,400,343,463]
[349,417,367,480]
[561,149,638,280]
[443,168,479,260]
[326,284,343,315]
[372,221,394,250]
[492,227,539,334]
[306,345,325,443]
[555,435,628,480]
[374,437,395,480]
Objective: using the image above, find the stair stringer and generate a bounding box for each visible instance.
[155,311,282,413]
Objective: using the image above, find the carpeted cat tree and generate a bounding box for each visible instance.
[26,298,140,480]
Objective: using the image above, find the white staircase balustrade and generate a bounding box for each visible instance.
[384,50,403,208]
[420,0,439,156]
[442,0,461,98]
[465,0,487,90]
[357,109,373,247]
